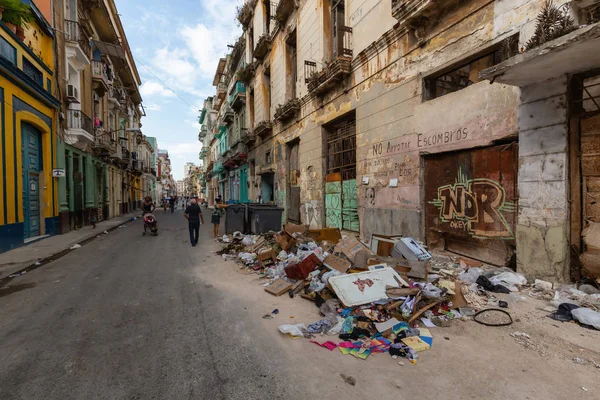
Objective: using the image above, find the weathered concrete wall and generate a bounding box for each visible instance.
[347,0,396,56]
[516,76,570,282]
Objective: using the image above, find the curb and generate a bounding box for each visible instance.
[0,215,139,287]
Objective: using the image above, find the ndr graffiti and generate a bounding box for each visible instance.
[429,179,516,239]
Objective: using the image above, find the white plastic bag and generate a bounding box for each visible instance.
[278,324,306,339]
[458,268,484,284]
[491,271,527,286]
[327,317,345,336]
[242,236,253,246]
[322,270,341,284]
[571,308,600,330]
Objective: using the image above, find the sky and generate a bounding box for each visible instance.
[114,0,242,180]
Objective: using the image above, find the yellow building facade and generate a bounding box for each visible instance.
[0,1,60,251]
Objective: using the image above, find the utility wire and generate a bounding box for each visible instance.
[132,55,200,113]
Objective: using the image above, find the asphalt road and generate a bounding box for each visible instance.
[0,209,309,400]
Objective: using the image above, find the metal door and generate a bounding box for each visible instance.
[325,173,342,229]
[325,116,358,231]
[240,165,249,202]
[424,144,518,265]
[22,123,42,238]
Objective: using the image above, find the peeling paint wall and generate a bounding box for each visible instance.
[236,0,577,279]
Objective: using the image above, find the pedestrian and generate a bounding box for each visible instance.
[211,204,224,239]
[184,198,204,247]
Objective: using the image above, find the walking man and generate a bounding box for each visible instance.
[184,198,204,247]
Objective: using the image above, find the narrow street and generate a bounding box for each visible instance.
[1,209,599,400]
[0,210,308,400]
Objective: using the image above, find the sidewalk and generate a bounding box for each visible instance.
[0,213,138,281]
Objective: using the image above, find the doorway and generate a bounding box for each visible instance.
[287,140,301,223]
[261,172,274,203]
[324,114,358,231]
[22,123,42,238]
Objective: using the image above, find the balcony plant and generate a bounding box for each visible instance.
[525,0,576,51]
[1,0,34,38]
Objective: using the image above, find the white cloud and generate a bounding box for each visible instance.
[144,104,161,111]
[140,81,175,97]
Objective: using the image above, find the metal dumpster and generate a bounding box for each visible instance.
[248,205,284,234]
[224,204,247,234]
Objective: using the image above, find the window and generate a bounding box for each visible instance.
[265,150,272,164]
[286,30,298,100]
[22,57,43,87]
[424,37,518,101]
[46,78,51,92]
[0,37,17,65]
[264,67,271,118]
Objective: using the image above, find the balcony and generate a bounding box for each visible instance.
[306,25,353,95]
[217,82,227,101]
[254,120,272,138]
[230,81,246,111]
[275,0,296,23]
[198,107,207,124]
[66,109,94,143]
[392,0,438,31]
[92,128,115,156]
[198,125,208,141]
[91,61,113,94]
[64,20,90,69]
[108,86,126,106]
[236,61,256,84]
[223,141,248,168]
[254,34,272,60]
[236,0,257,28]
[241,129,256,145]
[274,98,300,122]
[215,125,227,139]
[223,105,234,124]
[119,147,131,168]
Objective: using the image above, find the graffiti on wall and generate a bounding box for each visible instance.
[429,171,516,239]
[301,201,321,229]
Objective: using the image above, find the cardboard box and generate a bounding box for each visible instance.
[265,279,293,296]
[334,236,373,263]
[276,231,297,251]
[323,254,352,273]
[306,228,342,244]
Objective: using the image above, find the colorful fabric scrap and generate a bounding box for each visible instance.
[310,340,338,351]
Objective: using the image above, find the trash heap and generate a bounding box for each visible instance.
[217,225,600,363]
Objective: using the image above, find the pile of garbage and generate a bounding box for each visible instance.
[216,225,600,363]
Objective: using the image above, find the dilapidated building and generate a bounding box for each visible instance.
[200,0,600,283]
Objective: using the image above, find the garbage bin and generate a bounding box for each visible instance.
[248,205,284,234]
[225,204,247,234]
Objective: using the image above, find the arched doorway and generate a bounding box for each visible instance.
[22,122,43,238]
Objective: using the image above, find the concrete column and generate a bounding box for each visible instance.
[516,76,570,282]
[84,156,95,209]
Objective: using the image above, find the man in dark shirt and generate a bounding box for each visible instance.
[184,198,204,247]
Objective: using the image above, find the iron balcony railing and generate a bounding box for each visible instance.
[67,109,93,136]
[92,60,113,85]
[64,20,91,58]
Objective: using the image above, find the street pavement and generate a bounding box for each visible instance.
[0,209,309,400]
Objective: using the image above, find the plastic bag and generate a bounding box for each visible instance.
[571,307,600,330]
[416,282,442,298]
[308,277,326,293]
[327,317,346,336]
[278,324,306,339]
[458,268,484,284]
[222,235,231,243]
[490,271,527,286]
[278,250,289,260]
[238,252,256,264]
[241,236,253,246]
[322,270,341,284]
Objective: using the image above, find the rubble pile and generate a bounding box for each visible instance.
[216,225,600,364]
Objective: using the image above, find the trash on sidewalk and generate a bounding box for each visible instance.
[214,226,600,366]
[70,244,82,249]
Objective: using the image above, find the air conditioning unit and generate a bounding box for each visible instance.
[66,84,79,103]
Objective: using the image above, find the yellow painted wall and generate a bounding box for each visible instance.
[0,19,58,227]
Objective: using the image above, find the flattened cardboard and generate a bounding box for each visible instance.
[323,254,351,273]
[284,223,306,235]
[276,231,296,251]
[306,228,342,244]
[265,279,293,296]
